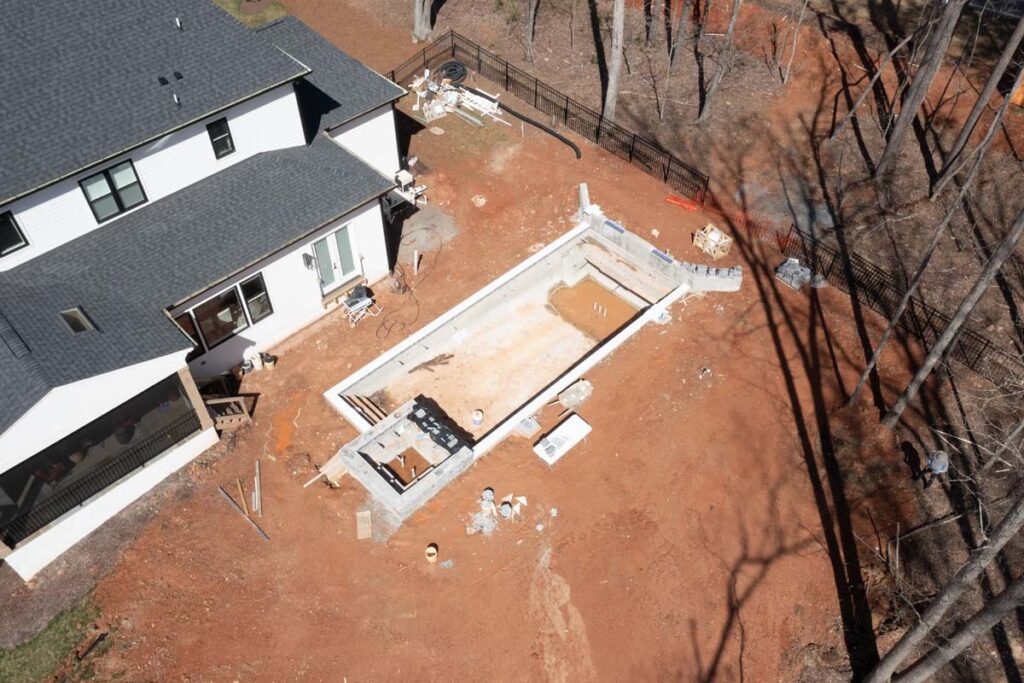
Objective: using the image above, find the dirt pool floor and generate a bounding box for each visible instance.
[41,7,955,682]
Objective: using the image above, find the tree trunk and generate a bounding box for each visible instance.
[896,575,1024,683]
[874,0,967,177]
[865,493,1024,683]
[883,205,1024,428]
[932,39,1024,197]
[831,33,915,140]
[848,59,1020,406]
[526,0,541,63]
[660,0,695,121]
[781,0,810,84]
[646,0,664,44]
[938,13,1024,181]
[412,0,432,42]
[697,0,742,123]
[603,0,627,122]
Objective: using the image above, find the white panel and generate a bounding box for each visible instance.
[3,427,218,580]
[0,84,306,271]
[0,350,190,471]
[181,202,389,379]
[327,105,401,179]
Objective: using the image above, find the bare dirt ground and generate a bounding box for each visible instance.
[77,18,931,680]
[15,3,1021,682]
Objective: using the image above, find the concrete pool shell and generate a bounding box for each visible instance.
[323,189,742,521]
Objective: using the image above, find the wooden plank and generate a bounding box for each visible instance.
[356,510,372,540]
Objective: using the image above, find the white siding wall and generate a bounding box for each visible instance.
[0,84,306,271]
[178,201,389,379]
[327,105,401,178]
[0,349,191,473]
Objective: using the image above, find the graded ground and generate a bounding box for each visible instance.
[1,2,1019,681]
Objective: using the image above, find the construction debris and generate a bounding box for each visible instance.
[776,257,812,290]
[693,223,733,260]
[356,510,372,540]
[217,486,270,542]
[408,69,510,127]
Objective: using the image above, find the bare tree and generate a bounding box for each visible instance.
[829,33,916,140]
[865,492,1024,682]
[413,0,432,42]
[874,0,968,177]
[697,0,742,123]
[660,0,695,121]
[526,0,541,63]
[884,205,1024,428]
[646,0,664,44]
[932,55,1024,197]
[603,0,627,122]
[936,13,1024,186]
[781,0,810,84]
[848,60,1024,406]
[897,575,1024,682]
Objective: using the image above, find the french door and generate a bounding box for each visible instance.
[313,225,357,293]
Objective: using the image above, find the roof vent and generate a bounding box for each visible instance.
[175,17,183,31]
[173,93,181,107]
[173,71,183,80]
[158,76,169,86]
[60,307,96,334]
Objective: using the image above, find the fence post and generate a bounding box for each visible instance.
[450,31,456,58]
[477,43,482,72]
[628,134,636,163]
[534,78,539,108]
[564,95,570,124]
[505,61,510,90]
[664,156,672,183]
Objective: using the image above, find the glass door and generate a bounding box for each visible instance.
[313,226,356,293]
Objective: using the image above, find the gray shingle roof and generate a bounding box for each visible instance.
[0,137,394,433]
[0,0,307,206]
[257,17,405,130]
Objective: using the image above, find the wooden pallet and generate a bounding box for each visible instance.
[342,394,389,426]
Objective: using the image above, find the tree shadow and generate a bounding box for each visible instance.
[587,0,609,98]
[430,0,447,26]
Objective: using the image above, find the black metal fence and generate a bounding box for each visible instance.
[388,31,1024,389]
[1,411,201,546]
[780,226,1024,388]
[389,30,710,204]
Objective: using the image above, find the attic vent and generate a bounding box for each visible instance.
[158,76,169,86]
[175,17,183,31]
[173,71,183,80]
[60,307,96,334]
[0,309,29,358]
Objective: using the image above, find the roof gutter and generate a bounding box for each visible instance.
[0,70,310,208]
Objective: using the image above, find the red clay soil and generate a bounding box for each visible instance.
[80,7,945,682]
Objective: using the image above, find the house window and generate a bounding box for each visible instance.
[80,161,147,222]
[240,274,273,323]
[0,211,28,256]
[175,273,275,356]
[193,288,249,349]
[206,118,235,159]
[60,307,96,333]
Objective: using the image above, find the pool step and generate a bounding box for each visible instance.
[343,394,389,426]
